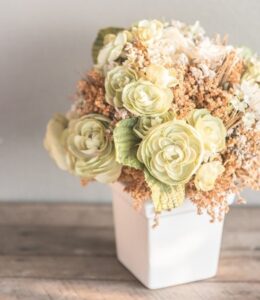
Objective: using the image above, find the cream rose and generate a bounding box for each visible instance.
[67,114,121,183]
[105,66,138,107]
[122,80,173,116]
[243,61,260,84]
[195,161,225,191]
[133,112,175,138]
[137,120,204,185]
[132,19,163,43]
[44,114,73,171]
[188,109,226,153]
[97,31,129,67]
[143,64,178,88]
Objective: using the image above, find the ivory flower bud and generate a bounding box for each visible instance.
[67,114,121,183]
[243,60,260,84]
[144,64,178,88]
[133,111,175,138]
[188,109,227,153]
[195,161,225,191]
[122,80,173,116]
[44,114,73,171]
[137,120,204,185]
[97,31,129,67]
[103,34,116,45]
[242,81,260,119]
[132,19,163,43]
[105,66,138,107]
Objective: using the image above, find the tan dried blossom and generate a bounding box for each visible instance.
[123,40,150,70]
[187,122,260,221]
[73,69,116,119]
[119,167,151,210]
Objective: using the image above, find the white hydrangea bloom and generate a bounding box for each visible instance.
[232,80,260,130]
[230,96,248,112]
[242,112,256,130]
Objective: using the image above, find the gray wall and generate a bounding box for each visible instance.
[0,0,259,203]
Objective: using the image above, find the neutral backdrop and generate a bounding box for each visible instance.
[0,0,259,203]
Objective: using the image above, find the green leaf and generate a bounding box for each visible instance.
[113,118,143,170]
[144,170,185,213]
[92,27,124,64]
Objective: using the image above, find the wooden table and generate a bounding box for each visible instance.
[0,204,259,300]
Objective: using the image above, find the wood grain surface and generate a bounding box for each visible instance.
[0,204,259,300]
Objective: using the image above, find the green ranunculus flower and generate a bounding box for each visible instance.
[137,120,204,185]
[105,66,138,107]
[122,80,173,116]
[97,31,130,68]
[44,114,75,172]
[239,47,260,85]
[243,60,260,85]
[132,19,164,43]
[67,114,121,183]
[188,109,227,153]
[133,111,175,138]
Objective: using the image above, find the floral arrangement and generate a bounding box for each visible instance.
[44,19,260,221]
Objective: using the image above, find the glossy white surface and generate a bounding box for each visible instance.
[112,183,234,289]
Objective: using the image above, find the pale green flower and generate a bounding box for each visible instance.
[105,66,138,107]
[195,161,225,191]
[187,109,209,126]
[137,120,204,185]
[97,31,129,67]
[44,114,74,172]
[133,111,175,138]
[132,19,164,43]
[122,80,173,116]
[103,33,117,45]
[67,114,121,183]
[239,47,260,84]
[188,109,226,153]
[243,60,260,84]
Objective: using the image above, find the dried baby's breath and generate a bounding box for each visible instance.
[73,69,116,119]
[119,167,151,210]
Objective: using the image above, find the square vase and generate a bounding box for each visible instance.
[111,182,234,289]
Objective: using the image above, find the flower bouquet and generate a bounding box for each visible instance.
[44,19,260,288]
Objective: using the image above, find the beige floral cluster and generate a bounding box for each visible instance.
[44,19,260,220]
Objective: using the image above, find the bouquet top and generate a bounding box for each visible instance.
[44,19,260,221]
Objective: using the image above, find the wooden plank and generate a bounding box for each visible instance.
[0,255,134,281]
[224,206,260,231]
[0,251,259,282]
[0,222,259,257]
[0,205,259,299]
[0,226,116,256]
[0,203,259,229]
[217,250,260,283]
[222,231,260,251]
[0,279,259,300]
[0,203,113,227]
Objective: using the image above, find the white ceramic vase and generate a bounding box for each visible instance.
[111,182,234,289]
